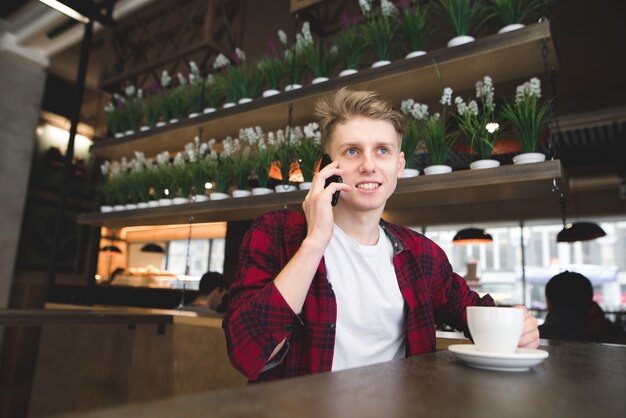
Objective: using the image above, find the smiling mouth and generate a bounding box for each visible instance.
[356,182,381,190]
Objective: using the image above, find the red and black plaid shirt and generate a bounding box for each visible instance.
[223,210,494,382]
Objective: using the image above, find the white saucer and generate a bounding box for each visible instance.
[448,344,549,372]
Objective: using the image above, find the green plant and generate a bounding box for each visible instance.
[168,73,188,120]
[293,123,323,182]
[300,22,338,79]
[491,0,547,26]
[398,0,430,53]
[203,74,223,109]
[143,94,161,128]
[274,131,294,184]
[405,87,457,165]
[438,0,489,37]
[454,76,499,160]
[360,0,398,62]
[335,15,366,70]
[104,99,124,136]
[400,101,421,169]
[257,55,286,91]
[500,77,552,153]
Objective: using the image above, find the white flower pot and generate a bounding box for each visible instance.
[223,102,236,109]
[513,152,546,165]
[405,50,427,59]
[147,200,159,208]
[284,84,302,92]
[137,202,149,209]
[125,203,138,210]
[203,107,216,114]
[339,69,358,77]
[232,189,252,198]
[470,159,501,170]
[140,126,150,132]
[402,168,420,178]
[188,112,200,118]
[252,187,274,196]
[125,130,135,136]
[262,89,280,98]
[424,165,453,175]
[100,205,113,213]
[193,194,209,202]
[172,197,189,204]
[158,198,173,206]
[275,184,298,193]
[114,133,124,138]
[371,60,391,68]
[156,121,166,127]
[447,35,475,47]
[498,23,525,34]
[299,182,312,190]
[168,118,179,124]
[311,77,329,84]
[113,204,126,211]
[238,97,253,104]
[210,192,230,200]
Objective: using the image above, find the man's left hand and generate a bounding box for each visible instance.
[514,305,540,349]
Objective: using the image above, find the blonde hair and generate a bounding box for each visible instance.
[314,87,405,151]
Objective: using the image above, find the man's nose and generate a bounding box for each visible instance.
[359,152,376,173]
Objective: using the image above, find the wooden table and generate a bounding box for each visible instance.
[59,340,626,418]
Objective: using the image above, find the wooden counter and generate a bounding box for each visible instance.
[57,340,626,418]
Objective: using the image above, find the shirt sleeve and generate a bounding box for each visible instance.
[222,213,303,381]
[429,243,495,334]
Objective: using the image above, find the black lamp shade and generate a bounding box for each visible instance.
[453,228,493,244]
[557,222,606,243]
[140,243,165,253]
[100,245,122,254]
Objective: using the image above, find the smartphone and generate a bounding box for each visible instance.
[319,154,342,206]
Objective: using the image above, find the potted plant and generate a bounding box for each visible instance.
[208,151,234,200]
[127,152,151,208]
[398,0,430,59]
[157,70,172,126]
[154,151,173,205]
[185,61,204,117]
[438,0,489,47]
[272,128,297,192]
[186,137,211,202]
[500,77,551,164]
[360,0,399,67]
[226,137,254,197]
[203,74,222,113]
[293,122,323,189]
[123,85,142,135]
[166,73,188,122]
[99,161,115,212]
[400,99,421,177]
[491,0,547,33]
[278,28,306,91]
[172,152,192,203]
[405,87,457,174]
[454,75,501,169]
[300,21,338,84]
[142,83,161,131]
[104,95,125,138]
[257,37,287,97]
[335,12,366,76]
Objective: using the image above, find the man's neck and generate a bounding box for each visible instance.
[333,208,382,245]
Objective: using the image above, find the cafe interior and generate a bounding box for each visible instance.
[1,0,625,417]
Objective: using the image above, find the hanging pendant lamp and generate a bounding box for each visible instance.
[100,245,122,254]
[556,193,606,243]
[140,243,165,253]
[557,222,606,243]
[452,228,493,244]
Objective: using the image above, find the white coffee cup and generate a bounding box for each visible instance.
[467,306,524,353]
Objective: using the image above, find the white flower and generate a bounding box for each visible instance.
[432,113,441,120]
[177,72,187,85]
[278,30,288,45]
[467,100,479,116]
[303,122,319,139]
[137,88,143,99]
[189,73,197,84]
[161,70,171,88]
[121,157,129,172]
[440,87,453,106]
[213,53,230,70]
[359,0,372,15]
[410,103,429,120]
[381,0,398,17]
[104,102,114,113]
[401,99,415,115]
[529,77,541,97]
[189,61,200,76]
[515,77,542,104]
[200,142,208,156]
[455,96,467,115]
[301,22,313,46]
[267,131,276,146]
[235,47,246,62]
[100,161,111,176]
[125,85,135,97]
[206,74,215,86]
[476,76,495,111]
[329,45,338,55]
[134,151,146,163]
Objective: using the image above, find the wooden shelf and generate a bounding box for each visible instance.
[77,160,568,228]
[90,21,558,160]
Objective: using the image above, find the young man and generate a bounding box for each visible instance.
[223,88,539,382]
[184,271,227,314]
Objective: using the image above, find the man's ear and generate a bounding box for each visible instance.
[397,151,406,177]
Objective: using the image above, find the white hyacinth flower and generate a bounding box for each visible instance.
[401,99,415,114]
[381,0,398,17]
[177,72,186,86]
[359,0,372,14]
[137,88,143,99]
[213,53,230,70]
[206,74,215,86]
[235,47,246,62]
[455,96,467,116]
[278,30,288,45]
[440,87,453,106]
[529,77,541,98]
[104,102,114,113]
[173,152,185,166]
[410,103,429,120]
[125,85,135,97]
[467,100,479,116]
[161,70,171,88]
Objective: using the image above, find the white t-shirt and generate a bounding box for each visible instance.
[324,224,406,372]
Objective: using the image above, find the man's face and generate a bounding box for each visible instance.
[328,116,405,213]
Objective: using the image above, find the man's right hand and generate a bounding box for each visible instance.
[301,160,351,249]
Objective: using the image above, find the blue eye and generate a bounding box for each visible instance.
[378,147,389,155]
[346,148,357,156]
